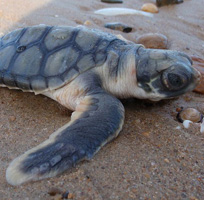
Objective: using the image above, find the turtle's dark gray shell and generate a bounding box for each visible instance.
[0,25,119,93]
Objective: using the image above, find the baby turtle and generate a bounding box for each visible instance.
[0,25,199,185]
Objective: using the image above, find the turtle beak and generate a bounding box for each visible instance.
[184,66,201,94]
[192,65,201,86]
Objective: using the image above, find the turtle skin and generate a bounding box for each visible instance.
[0,25,200,185]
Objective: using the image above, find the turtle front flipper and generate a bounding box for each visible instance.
[6,92,124,186]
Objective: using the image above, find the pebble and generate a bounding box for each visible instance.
[156,0,183,7]
[141,3,159,13]
[62,191,69,199]
[84,20,92,26]
[75,19,83,25]
[164,158,170,163]
[48,187,63,196]
[177,107,204,133]
[68,193,74,199]
[104,22,132,33]
[9,116,16,122]
[177,108,203,123]
[101,0,123,3]
[191,55,204,94]
[141,131,150,137]
[136,33,168,49]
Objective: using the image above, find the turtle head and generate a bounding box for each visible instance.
[136,48,200,101]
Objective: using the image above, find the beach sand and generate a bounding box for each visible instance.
[0,0,204,199]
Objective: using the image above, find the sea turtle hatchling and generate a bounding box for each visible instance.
[0,25,200,185]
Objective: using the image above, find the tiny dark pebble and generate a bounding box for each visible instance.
[62,191,69,199]
[105,22,132,33]
[186,47,190,50]
[181,192,187,198]
[156,0,183,7]
[101,0,123,3]
[48,187,63,196]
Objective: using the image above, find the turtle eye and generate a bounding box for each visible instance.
[162,69,188,91]
[168,73,183,87]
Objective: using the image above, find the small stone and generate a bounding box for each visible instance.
[104,22,132,33]
[84,20,92,26]
[164,158,170,163]
[141,131,150,137]
[177,108,203,123]
[9,116,16,122]
[75,19,83,25]
[144,173,150,179]
[48,187,63,196]
[176,107,182,112]
[136,33,168,49]
[62,191,69,199]
[141,3,159,13]
[101,0,123,3]
[156,0,183,7]
[68,193,74,199]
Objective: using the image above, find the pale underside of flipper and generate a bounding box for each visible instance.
[6,91,124,186]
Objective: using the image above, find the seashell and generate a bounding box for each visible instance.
[94,8,154,17]
[136,33,168,49]
[177,108,203,123]
[104,22,132,33]
[156,0,183,7]
[101,0,123,3]
[141,3,159,13]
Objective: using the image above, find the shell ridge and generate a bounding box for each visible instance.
[0,28,27,50]
[1,29,28,87]
[1,27,52,89]
[40,28,80,77]
[3,28,27,73]
[0,25,127,93]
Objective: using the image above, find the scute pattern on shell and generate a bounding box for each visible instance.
[0,25,119,93]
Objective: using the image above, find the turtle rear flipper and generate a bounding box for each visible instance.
[6,92,124,186]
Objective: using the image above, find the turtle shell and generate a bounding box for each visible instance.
[0,25,118,93]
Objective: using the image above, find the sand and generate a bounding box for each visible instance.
[0,0,204,199]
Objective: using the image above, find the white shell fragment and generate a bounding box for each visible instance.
[183,120,192,129]
[94,8,154,17]
[182,119,204,134]
[175,126,181,130]
[200,120,204,133]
